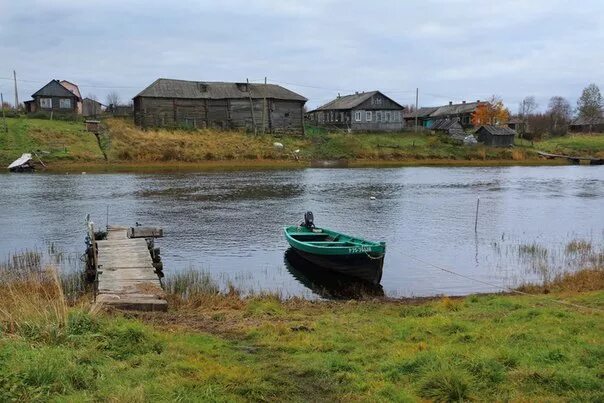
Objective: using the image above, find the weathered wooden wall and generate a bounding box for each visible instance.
[134,97,304,134]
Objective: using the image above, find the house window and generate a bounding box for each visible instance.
[355,111,361,121]
[59,98,72,109]
[376,111,382,122]
[385,111,391,122]
[366,111,372,121]
[40,98,52,108]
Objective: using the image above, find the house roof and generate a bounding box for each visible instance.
[476,125,517,136]
[431,118,459,130]
[311,91,404,112]
[83,97,103,105]
[430,101,485,118]
[59,80,82,99]
[32,80,80,99]
[570,116,604,126]
[403,107,439,119]
[134,78,307,102]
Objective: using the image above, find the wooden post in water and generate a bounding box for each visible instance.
[474,197,480,233]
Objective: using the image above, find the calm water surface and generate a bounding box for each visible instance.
[1,166,603,298]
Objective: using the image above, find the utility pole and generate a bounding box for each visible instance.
[414,87,419,133]
[13,70,19,111]
[1,93,7,133]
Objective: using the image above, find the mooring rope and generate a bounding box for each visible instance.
[404,254,604,313]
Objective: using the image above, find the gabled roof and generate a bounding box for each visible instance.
[32,80,80,99]
[134,78,307,102]
[430,118,459,130]
[570,116,604,126]
[59,80,82,99]
[403,106,438,119]
[430,101,485,118]
[312,91,404,111]
[476,125,517,136]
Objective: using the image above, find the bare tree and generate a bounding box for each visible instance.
[106,91,120,108]
[518,96,538,135]
[547,96,572,135]
[576,83,603,131]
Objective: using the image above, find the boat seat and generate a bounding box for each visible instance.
[307,241,352,246]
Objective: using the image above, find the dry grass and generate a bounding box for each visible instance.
[0,251,88,338]
[106,118,307,162]
[0,267,68,337]
[516,268,604,294]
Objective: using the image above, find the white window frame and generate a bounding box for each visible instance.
[366,111,372,121]
[354,111,361,122]
[40,98,52,108]
[59,98,72,109]
[385,111,391,122]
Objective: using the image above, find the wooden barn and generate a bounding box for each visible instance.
[475,125,516,147]
[133,79,307,134]
[82,98,104,117]
[306,91,405,132]
[569,116,604,133]
[431,118,467,140]
[24,79,81,115]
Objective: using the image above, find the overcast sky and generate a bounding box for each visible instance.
[1,0,603,111]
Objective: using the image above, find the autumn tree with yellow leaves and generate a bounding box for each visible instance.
[471,95,511,126]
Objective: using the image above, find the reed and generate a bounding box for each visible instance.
[0,251,88,339]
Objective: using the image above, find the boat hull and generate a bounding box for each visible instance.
[292,248,384,285]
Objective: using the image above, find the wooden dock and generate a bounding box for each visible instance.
[93,225,167,311]
[537,151,604,165]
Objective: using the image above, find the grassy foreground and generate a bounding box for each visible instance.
[0,261,603,401]
[1,116,603,169]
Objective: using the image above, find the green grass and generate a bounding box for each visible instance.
[0,117,104,164]
[1,116,602,168]
[1,289,603,401]
[517,134,604,157]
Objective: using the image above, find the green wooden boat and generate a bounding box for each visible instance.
[284,212,386,284]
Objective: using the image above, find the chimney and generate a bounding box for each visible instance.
[462,100,466,104]
[337,93,341,98]
[476,99,480,103]
[449,101,453,106]
[355,91,359,95]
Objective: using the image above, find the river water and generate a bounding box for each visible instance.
[0,166,602,298]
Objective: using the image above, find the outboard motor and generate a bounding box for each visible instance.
[302,211,315,228]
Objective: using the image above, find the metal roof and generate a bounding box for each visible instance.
[476,125,517,136]
[311,91,404,111]
[403,106,438,119]
[134,78,307,102]
[31,80,80,99]
[430,101,484,118]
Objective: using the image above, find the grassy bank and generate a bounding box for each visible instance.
[1,116,602,169]
[1,251,603,401]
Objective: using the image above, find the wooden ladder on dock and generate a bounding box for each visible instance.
[93,225,167,311]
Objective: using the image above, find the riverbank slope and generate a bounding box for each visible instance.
[0,267,602,401]
[1,117,603,170]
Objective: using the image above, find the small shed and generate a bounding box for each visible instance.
[475,125,516,147]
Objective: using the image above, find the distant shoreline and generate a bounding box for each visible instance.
[8,158,568,173]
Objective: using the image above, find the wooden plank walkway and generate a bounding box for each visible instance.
[537,151,604,165]
[95,225,167,311]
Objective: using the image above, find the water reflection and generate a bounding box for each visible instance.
[284,248,384,299]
